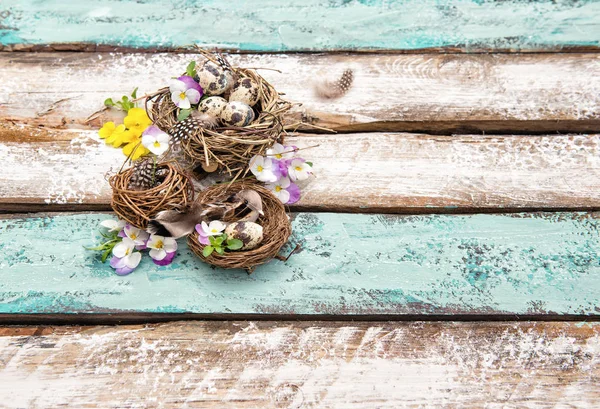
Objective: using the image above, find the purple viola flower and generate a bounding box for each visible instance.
[110,237,142,275]
[146,234,178,266]
[169,75,203,109]
[265,176,301,204]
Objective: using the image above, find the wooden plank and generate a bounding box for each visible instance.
[0,321,599,408]
[1,212,600,317]
[1,53,599,134]
[3,126,600,212]
[2,0,600,52]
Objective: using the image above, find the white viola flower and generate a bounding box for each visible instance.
[249,155,278,183]
[141,125,170,155]
[111,237,142,275]
[266,176,291,204]
[169,76,202,109]
[146,234,178,261]
[100,219,126,232]
[123,224,150,247]
[287,159,312,181]
[266,143,295,160]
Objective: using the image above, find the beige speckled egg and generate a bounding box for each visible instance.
[228,77,260,107]
[195,61,229,96]
[198,96,228,118]
[220,101,255,127]
[225,221,263,250]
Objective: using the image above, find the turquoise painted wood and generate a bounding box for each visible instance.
[1,212,599,316]
[1,1,599,51]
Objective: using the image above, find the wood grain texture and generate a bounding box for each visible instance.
[1,212,600,317]
[4,126,600,212]
[1,321,599,408]
[1,0,600,52]
[1,53,599,133]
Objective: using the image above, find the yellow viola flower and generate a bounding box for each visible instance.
[124,108,152,137]
[98,121,116,139]
[99,122,135,148]
[122,139,150,161]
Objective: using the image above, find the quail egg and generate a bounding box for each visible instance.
[195,60,229,96]
[228,77,260,107]
[225,221,263,250]
[220,101,255,127]
[198,96,228,118]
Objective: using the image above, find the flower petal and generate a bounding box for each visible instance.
[168,79,186,93]
[177,75,202,93]
[287,182,301,204]
[124,252,142,269]
[152,251,176,266]
[277,189,290,204]
[177,98,191,110]
[185,89,201,105]
[149,248,167,261]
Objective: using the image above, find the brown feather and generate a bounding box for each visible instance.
[314,68,354,99]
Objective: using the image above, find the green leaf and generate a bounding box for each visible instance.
[122,95,129,103]
[104,98,115,107]
[215,246,225,255]
[101,247,112,263]
[202,246,214,257]
[305,161,313,167]
[185,60,196,77]
[131,87,138,99]
[215,236,224,246]
[227,239,243,250]
[208,235,217,245]
[177,109,192,121]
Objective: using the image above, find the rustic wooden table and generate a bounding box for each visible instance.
[1,1,600,407]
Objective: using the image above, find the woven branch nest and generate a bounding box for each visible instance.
[187,181,292,272]
[109,162,194,229]
[146,50,293,179]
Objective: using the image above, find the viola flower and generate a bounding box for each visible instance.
[249,155,278,183]
[169,76,203,109]
[266,143,295,160]
[110,237,142,275]
[141,125,170,156]
[195,220,226,245]
[124,108,152,137]
[287,159,312,182]
[99,122,136,148]
[100,219,126,233]
[266,176,301,204]
[123,224,150,249]
[146,234,178,266]
[122,139,150,161]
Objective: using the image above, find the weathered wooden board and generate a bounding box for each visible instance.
[2,0,600,52]
[1,321,599,408]
[4,126,600,212]
[1,212,599,317]
[1,53,599,133]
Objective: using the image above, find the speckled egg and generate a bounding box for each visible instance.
[220,101,255,127]
[228,77,260,107]
[198,96,228,118]
[225,221,263,250]
[195,61,229,96]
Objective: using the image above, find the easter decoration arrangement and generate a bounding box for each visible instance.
[89,49,316,274]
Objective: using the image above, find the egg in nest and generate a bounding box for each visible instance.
[198,96,228,119]
[225,221,263,250]
[229,77,260,107]
[220,101,255,127]
[195,61,229,96]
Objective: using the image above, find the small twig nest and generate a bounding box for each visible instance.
[187,181,292,272]
[146,49,292,179]
[109,163,194,229]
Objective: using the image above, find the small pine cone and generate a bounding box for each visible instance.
[128,157,157,191]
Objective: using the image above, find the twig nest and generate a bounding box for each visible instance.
[146,49,292,178]
[109,162,194,229]
[221,101,255,127]
[187,181,291,272]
